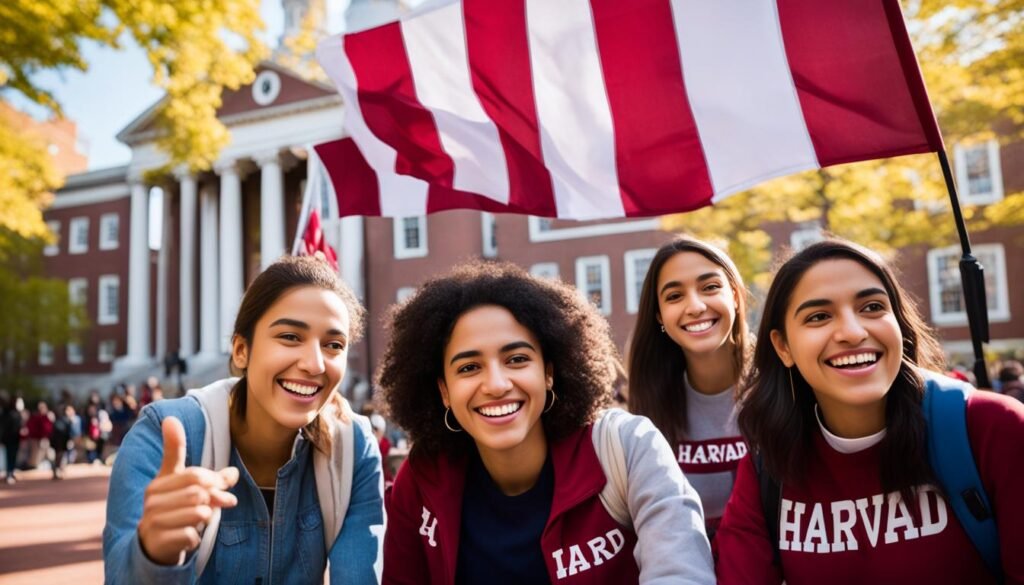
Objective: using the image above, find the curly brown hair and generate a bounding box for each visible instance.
[376,261,617,458]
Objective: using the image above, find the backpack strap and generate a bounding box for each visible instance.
[592,408,632,530]
[313,397,356,553]
[923,379,1002,581]
[753,453,782,567]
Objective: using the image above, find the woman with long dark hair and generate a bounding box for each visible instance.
[716,239,1024,584]
[103,256,384,584]
[378,261,714,584]
[627,237,751,536]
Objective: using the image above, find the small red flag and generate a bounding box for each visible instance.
[299,208,338,271]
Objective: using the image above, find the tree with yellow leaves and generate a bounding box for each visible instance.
[664,0,1024,286]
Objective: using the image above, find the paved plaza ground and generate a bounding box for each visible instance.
[0,464,109,584]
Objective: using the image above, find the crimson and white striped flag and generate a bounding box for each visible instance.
[315,0,942,219]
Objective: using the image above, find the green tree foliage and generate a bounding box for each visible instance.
[664,0,1024,286]
[0,230,87,389]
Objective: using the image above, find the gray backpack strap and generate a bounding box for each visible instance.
[315,398,356,553]
[186,378,237,577]
[593,408,632,529]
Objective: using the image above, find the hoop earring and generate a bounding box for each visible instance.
[444,407,463,433]
[543,388,558,414]
[788,367,796,403]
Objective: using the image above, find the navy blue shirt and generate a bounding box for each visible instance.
[455,450,554,585]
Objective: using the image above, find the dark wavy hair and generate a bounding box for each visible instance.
[628,237,751,446]
[738,239,944,499]
[376,261,617,459]
[229,256,366,454]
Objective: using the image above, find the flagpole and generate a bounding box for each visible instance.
[936,149,991,388]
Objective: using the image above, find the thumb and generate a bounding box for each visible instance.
[158,416,187,477]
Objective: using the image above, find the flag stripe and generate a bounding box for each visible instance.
[526,0,624,219]
[345,23,455,189]
[591,0,713,216]
[463,0,558,216]
[778,0,939,166]
[882,0,944,150]
[314,138,382,217]
[670,0,819,200]
[317,35,428,216]
[402,2,511,203]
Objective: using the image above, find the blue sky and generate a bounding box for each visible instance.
[14,0,353,171]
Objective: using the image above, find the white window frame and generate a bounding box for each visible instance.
[97,275,120,325]
[481,212,497,258]
[99,213,119,250]
[624,249,657,314]
[68,278,88,327]
[67,342,84,365]
[927,244,1010,326]
[44,220,61,256]
[790,225,825,251]
[38,342,54,366]
[68,217,89,254]
[575,255,612,315]
[528,216,659,242]
[396,287,416,303]
[98,340,117,363]
[393,216,428,259]
[530,262,560,280]
[954,140,1003,205]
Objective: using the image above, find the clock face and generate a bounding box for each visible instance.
[252,70,282,106]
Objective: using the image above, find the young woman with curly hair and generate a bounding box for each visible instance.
[716,239,1024,584]
[377,261,714,585]
[103,256,384,583]
[627,236,751,537]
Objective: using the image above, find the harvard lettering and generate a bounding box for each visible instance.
[779,486,948,554]
[677,438,747,474]
[419,506,438,548]
[551,528,626,580]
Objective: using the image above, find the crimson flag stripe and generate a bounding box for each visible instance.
[591,0,713,216]
[778,0,939,167]
[344,22,455,189]
[461,0,558,216]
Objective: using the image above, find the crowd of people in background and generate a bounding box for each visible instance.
[0,376,168,483]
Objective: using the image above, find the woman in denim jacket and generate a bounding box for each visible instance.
[103,256,384,584]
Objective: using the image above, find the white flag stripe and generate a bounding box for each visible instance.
[402,3,511,203]
[317,35,429,216]
[670,0,819,200]
[525,0,624,220]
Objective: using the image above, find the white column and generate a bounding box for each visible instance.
[198,184,220,356]
[216,160,245,353]
[155,186,172,360]
[126,180,151,363]
[176,169,197,357]
[340,217,365,300]
[255,149,286,270]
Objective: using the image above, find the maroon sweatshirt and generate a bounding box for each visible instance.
[716,390,1024,585]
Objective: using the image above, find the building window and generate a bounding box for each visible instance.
[394,216,427,259]
[98,340,117,363]
[98,275,119,325]
[67,342,84,365]
[481,212,497,258]
[68,278,88,327]
[954,140,1003,205]
[44,220,61,256]
[396,287,416,303]
[69,217,89,254]
[927,244,1010,326]
[38,342,54,366]
[790,225,825,251]
[575,256,611,315]
[99,213,120,250]
[624,249,657,314]
[530,262,560,280]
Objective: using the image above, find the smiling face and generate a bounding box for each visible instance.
[770,259,903,436]
[656,251,738,360]
[438,305,552,461]
[232,285,351,437]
